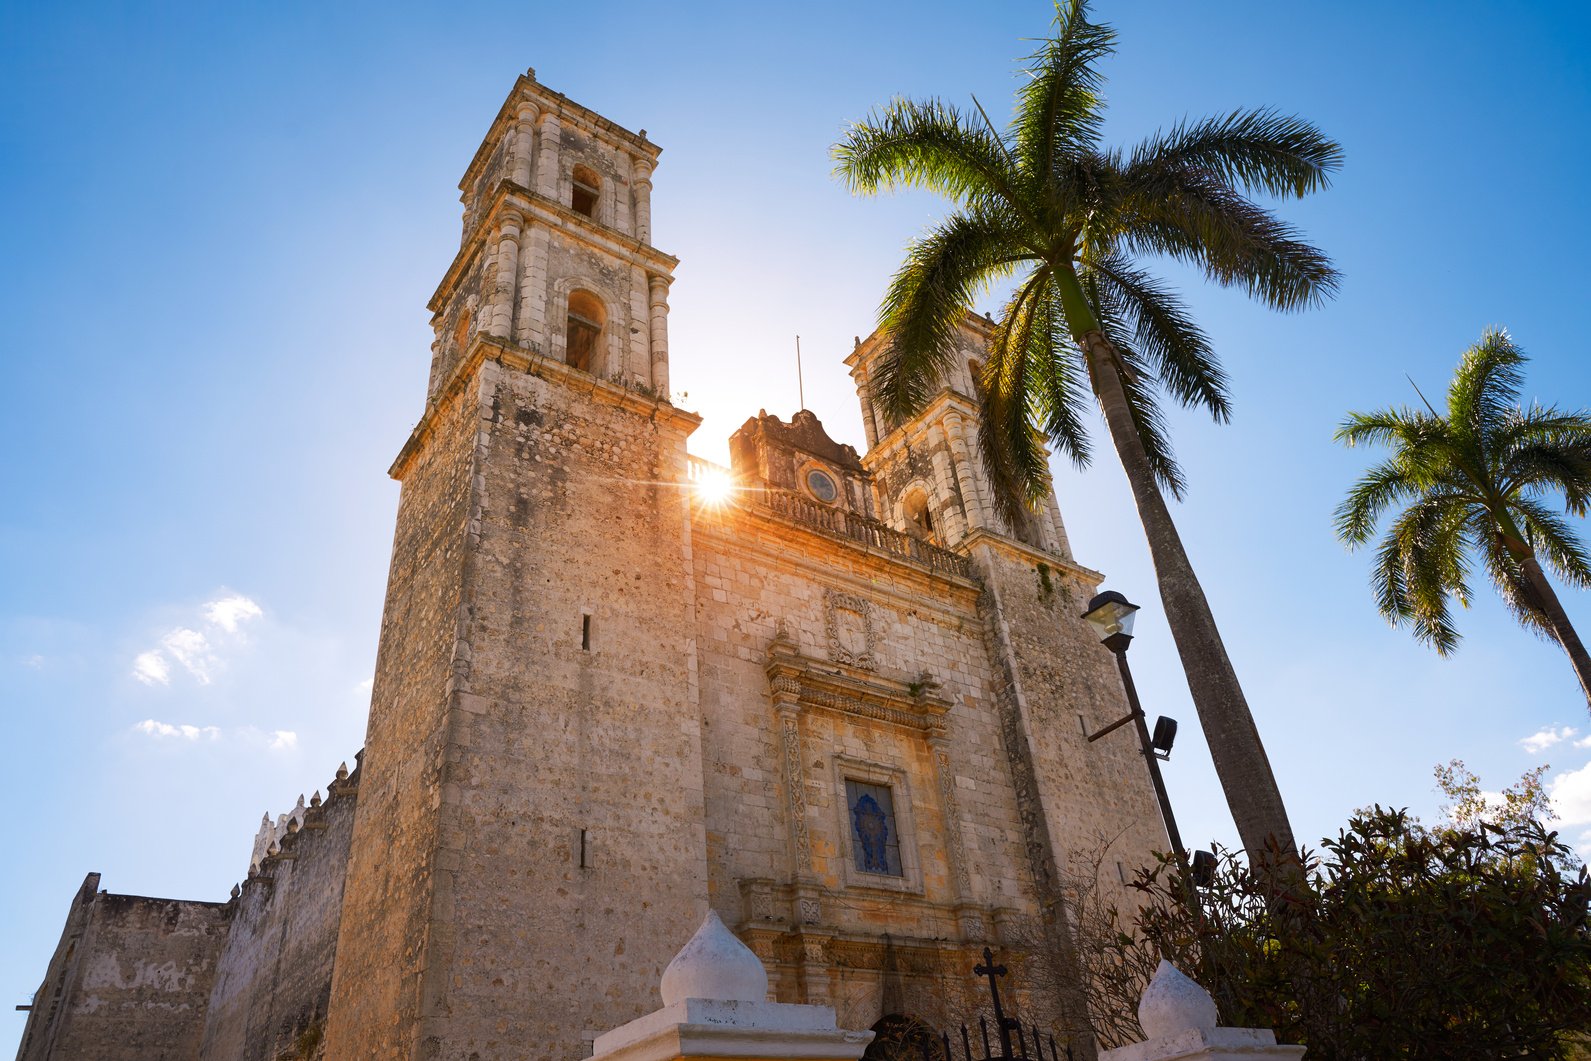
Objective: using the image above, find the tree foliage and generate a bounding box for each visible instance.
[1099,809,1591,1059]
[1336,330,1591,705]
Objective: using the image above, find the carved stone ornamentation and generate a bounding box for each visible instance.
[934,746,973,898]
[780,713,813,874]
[823,589,878,669]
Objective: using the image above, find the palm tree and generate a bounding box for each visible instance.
[832,1,1339,859]
[1336,330,1591,707]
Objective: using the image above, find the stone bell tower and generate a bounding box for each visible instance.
[323,71,708,1060]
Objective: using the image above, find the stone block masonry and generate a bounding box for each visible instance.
[19,69,1172,1061]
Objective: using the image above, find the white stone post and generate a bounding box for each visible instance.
[488,210,523,339]
[587,911,872,1061]
[632,157,654,243]
[509,102,538,187]
[1100,962,1305,1061]
[648,273,671,394]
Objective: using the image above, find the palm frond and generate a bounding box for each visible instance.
[873,206,1031,421]
[1082,270,1185,497]
[1012,0,1115,177]
[1118,171,1339,312]
[1447,328,1526,437]
[1511,496,1591,589]
[1472,508,1550,636]
[1380,495,1470,654]
[833,98,1026,210]
[979,271,1064,528]
[1336,459,1423,547]
[1335,407,1444,452]
[1085,253,1228,420]
[1124,108,1341,199]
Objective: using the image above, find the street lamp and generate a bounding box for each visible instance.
[1081,590,1202,884]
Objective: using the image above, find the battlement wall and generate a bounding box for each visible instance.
[199,760,360,1061]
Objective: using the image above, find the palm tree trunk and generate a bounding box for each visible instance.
[1513,548,1591,709]
[1076,327,1297,861]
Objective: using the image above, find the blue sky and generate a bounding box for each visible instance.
[3,0,1590,1043]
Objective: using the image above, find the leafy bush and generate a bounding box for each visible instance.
[1116,808,1591,1059]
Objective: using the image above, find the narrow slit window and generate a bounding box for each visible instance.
[581,614,591,651]
[579,828,589,868]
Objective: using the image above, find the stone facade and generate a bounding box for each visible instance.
[19,70,1166,1060]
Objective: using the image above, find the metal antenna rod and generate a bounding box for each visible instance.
[796,334,805,411]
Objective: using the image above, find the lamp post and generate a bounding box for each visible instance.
[1080,591,1192,880]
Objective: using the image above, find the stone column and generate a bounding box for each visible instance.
[632,157,654,243]
[648,273,671,394]
[855,370,880,449]
[535,112,561,200]
[509,101,538,187]
[487,210,523,339]
[944,412,990,533]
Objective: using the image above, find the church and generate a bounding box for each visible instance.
[18,71,1165,1061]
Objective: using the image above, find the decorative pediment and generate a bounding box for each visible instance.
[764,629,950,732]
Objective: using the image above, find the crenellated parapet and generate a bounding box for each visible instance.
[245,755,362,880]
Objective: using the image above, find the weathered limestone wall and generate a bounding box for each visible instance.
[410,355,706,1060]
[322,370,479,1059]
[690,504,1045,1030]
[200,770,359,1061]
[971,538,1166,893]
[17,875,229,1061]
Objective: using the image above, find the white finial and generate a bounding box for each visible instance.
[1138,960,1218,1040]
[659,910,768,1006]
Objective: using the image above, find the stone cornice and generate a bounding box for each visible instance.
[389,334,702,481]
[858,388,979,463]
[429,181,678,316]
[459,73,661,196]
[963,529,1102,584]
[765,634,951,734]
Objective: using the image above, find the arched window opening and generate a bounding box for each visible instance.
[903,489,936,544]
[565,289,606,374]
[571,165,600,219]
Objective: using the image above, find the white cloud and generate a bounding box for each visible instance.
[1575,735,1591,750]
[269,730,298,751]
[129,592,264,689]
[135,719,221,741]
[355,677,373,696]
[23,654,46,669]
[161,627,217,684]
[132,651,171,686]
[204,594,262,633]
[1549,762,1591,827]
[1519,725,1578,754]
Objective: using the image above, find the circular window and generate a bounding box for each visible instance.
[805,468,839,504]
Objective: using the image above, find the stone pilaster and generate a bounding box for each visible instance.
[648,273,671,393]
[535,112,562,199]
[633,158,654,244]
[487,209,523,339]
[509,101,538,187]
